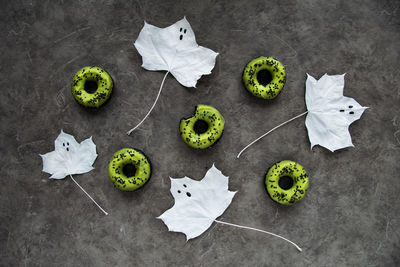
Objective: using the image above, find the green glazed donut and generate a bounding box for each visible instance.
[108,148,151,191]
[180,104,225,149]
[71,66,113,108]
[242,56,286,99]
[265,160,309,205]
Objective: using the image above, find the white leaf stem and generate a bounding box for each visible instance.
[127,71,169,135]
[214,219,302,252]
[69,174,108,215]
[237,111,308,158]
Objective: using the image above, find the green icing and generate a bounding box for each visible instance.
[265,160,309,205]
[242,56,286,99]
[108,148,151,191]
[71,66,113,108]
[180,104,225,149]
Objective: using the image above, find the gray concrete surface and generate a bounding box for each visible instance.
[1,0,399,266]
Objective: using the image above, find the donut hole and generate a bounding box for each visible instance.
[257,69,272,86]
[278,176,294,190]
[194,120,209,134]
[84,80,98,94]
[122,163,137,177]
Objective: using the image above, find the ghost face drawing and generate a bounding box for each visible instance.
[170,177,198,201]
[170,17,197,48]
[54,131,79,153]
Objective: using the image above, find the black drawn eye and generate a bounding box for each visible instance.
[339,110,344,112]
[177,190,181,193]
[63,143,65,146]
[184,29,187,34]
[349,105,353,108]
[186,192,191,197]
[180,27,182,32]
[67,142,69,146]
[183,184,187,188]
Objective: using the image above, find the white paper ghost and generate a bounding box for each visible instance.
[127,17,219,134]
[40,130,97,179]
[158,164,236,240]
[237,73,368,157]
[134,16,219,88]
[305,73,368,152]
[158,164,302,251]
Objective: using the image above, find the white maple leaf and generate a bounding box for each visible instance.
[305,74,368,152]
[134,16,219,87]
[237,73,368,157]
[157,164,302,251]
[40,130,97,179]
[158,164,236,240]
[40,130,107,215]
[127,17,218,134]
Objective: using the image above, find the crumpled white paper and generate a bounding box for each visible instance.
[158,164,236,240]
[305,74,368,152]
[134,17,219,88]
[40,130,97,179]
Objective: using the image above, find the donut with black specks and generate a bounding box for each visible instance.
[108,148,151,191]
[265,160,309,205]
[242,56,286,99]
[180,104,225,149]
[71,66,113,108]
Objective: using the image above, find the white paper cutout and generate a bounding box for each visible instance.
[127,17,219,135]
[158,164,302,251]
[237,73,368,157]
[40,130,107,215]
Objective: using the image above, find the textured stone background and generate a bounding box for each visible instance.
[1,0,399,266]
